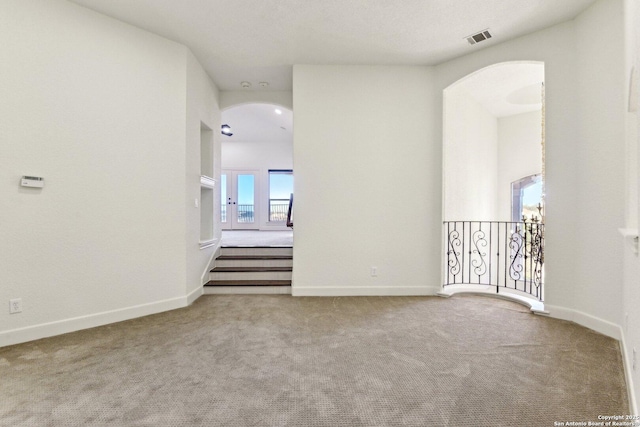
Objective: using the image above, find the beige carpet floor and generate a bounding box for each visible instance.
[0,295,629,426]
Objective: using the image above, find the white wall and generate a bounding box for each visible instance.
[623,0,640,412]
[443,88,498,221]
[292,65,440,295]
[221,140,293,229]
[186,51,221,296]
[0,0,218,346]
[623,0,639,232]
[497,110,543,220]
[571,0,626,327]
[435,0,630,401]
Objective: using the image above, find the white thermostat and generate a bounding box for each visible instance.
[21,176,45,188]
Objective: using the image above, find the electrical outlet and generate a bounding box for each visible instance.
[9,298,22,314]
[371,266,378,277]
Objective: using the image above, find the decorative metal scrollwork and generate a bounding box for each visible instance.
[471,229,487,277]
[529,223,544,292]
[509,226,525,281]
[443,220,544,301]
[446,229,462,276]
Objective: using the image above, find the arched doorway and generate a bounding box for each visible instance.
[219,103,293,245]
[441,61,546,309]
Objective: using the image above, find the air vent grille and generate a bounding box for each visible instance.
[466,29,492,45]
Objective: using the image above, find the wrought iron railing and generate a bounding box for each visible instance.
[443,221,544,300]
[286,193,293,228]
[221,202,290,223]
[237,204,254,222]
[220,204,255,223]
[269,199,290,222]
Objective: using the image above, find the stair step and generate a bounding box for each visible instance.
[210,266,292,272]
[214,257,293,268]
[216,255,292,260]
[205,280,291,287]
[221,245,292,248]
[220,246,293,257]
[213,248,293,281]
[209,267,292,281]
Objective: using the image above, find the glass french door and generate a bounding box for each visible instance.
[221,170,259,230]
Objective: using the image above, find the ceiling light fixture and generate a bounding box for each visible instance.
[221,124,233,136]
[274,109,282,115]
[259,82,269,88]
[240,81,251,88]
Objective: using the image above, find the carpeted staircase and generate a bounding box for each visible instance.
[204,246,292,294]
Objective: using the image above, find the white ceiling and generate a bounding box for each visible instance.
[451,62,545,117]
[222,104,293,143]
[68,0,596,91]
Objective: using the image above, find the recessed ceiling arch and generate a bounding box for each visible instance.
[444,61,545,117]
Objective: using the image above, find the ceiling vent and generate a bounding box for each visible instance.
[466,29,492,45]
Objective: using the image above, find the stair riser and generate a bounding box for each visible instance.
[209,271,293,281]
[204,286,291,295]
[220,247,293,257]
[214,259,293,268]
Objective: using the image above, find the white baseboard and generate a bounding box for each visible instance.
[544,304,637,414]
[186,286,203,305]
[620,330,639,415]
[544,304,622,339]
[292,286,441,297]
[438,285,546,313]
[203,286,292,295]
[0,295,190,348]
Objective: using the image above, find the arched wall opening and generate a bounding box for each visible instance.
[441,61,546,308]
[219,102,294,233]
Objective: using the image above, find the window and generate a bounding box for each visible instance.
[268,170,293,222]
[511,174,543,222]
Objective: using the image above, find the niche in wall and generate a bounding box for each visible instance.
[200,123,213,179]
[200,183,214,242]
[200,122,215,246]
